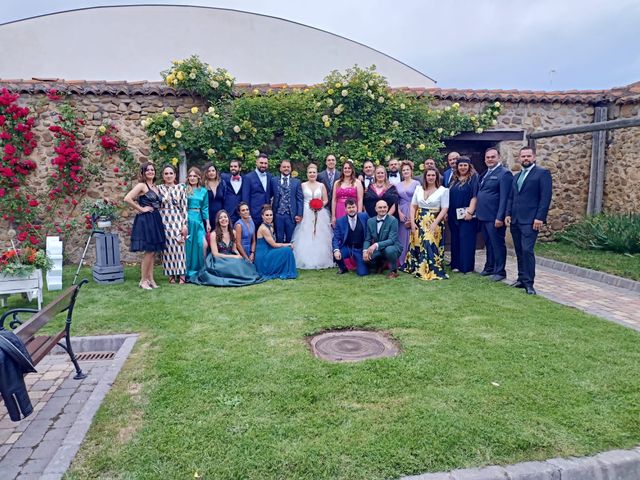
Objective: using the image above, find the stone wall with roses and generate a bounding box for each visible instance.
[1,80,639,264]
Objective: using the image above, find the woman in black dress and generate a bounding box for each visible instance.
[363,165,398,218]
[203,163,225,229]
[124,162,166,289]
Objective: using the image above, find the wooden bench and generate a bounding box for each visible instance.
[0,279,88,380]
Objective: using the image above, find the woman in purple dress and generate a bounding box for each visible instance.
[396,160,420,266]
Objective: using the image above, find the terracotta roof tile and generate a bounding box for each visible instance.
[0,78,638,104]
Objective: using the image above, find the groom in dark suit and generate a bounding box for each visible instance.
[333,199,369,276]
[271,160,303,243]
[317,154,338,210]
[241,153,273,227]
[476,148,513,282]
[221,159,243,224]
[506,146,553,295]
[363,199,402,278]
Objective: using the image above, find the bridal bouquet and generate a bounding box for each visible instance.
[309,198,324,237]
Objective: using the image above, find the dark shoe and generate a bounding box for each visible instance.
[491,274,506,282]
[510,280,526,288]
[525,286,537,295]
[336,269,347,275]
[479,270,493,276]
[387,271,399,279]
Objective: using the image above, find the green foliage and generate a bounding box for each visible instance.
[147,61,502,177]
[557,213,640,254]
[161,55,234,104]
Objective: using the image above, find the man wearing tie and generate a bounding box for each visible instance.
[241,153,273,227]
[506,146,552,295]
[271,160,303,243]
[413,158,438,183]
[221,159,243,224]
[333,199,369,276]
[442,151,460,187]
[363,200,402,279]
[387,158,401,185]
[476,148,512,282]
[359,160,375,189]
[317,154,338,209]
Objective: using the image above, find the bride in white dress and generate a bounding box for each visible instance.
[292,163,334,269]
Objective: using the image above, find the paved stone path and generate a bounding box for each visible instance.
[474,251,640,331]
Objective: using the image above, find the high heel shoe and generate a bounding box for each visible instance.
[149,281,159,289]
[139,281,153,290]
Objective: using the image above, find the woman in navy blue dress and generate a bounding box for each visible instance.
[255,205,297,280]
[447,156,479,274]
[203,163,226,229]
[124,162,166,289]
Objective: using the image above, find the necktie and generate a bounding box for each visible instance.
[283,176,289,187]
[517,169,528,191]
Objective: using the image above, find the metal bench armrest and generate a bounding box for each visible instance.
[0,308,39,330]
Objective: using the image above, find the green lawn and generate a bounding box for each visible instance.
[7,267,639,479]
[536,241,640,281]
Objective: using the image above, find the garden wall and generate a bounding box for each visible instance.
[1,80,639,263]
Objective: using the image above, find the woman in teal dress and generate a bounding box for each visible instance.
[255,205,297,280]
[190,210,265,287]
[185,167,210,279]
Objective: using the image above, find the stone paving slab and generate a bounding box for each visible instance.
[0,334,137,479]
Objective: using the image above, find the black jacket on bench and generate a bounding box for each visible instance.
[0,330,37,421]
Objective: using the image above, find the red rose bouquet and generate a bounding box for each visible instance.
[309,198,323,236]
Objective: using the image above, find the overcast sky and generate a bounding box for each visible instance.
[2,0,638,91]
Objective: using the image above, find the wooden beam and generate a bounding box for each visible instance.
[451,130,525,141]
[529,117,640,139]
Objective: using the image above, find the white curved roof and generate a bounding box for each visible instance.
[0,5,436,87]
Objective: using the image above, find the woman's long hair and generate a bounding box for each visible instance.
[422,167,441,189]
[202,162,220,191]
[137,162,156,184]
[185,166,203,196]
[451,156,478,186]
[337,160,356,187]
[214,210,235,244]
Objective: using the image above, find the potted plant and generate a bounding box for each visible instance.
[82,198,119,229]
[0,244,54,310]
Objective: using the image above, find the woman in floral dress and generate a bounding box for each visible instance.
[158,165,187,283]
[402,168,449,280]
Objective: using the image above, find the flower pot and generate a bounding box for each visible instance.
[97,218,112,229]
[0,269,43,310]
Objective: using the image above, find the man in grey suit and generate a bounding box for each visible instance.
[363,200,402,279]
[317,154,338,209]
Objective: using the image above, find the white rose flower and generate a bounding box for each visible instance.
[492,120,498,125]
[326,98,334,106]
[378,96,385,103]
[208,106,215,114]
[172,120,181,128]
[189,72,196,80]
[400,103,406,110]
[158,130,166,137]
[341,89,348,97]
[225,80,232,87]
[476,128,484,133]
[207,65,214,73]
[368,80,374,86]
[140,119,147,128]
[445,106,451,111]
[233,125,241,133]
[437,128,443,134]
[322,115,330,122]
[210,80,219,89]
[392,121,399,127]
[174,130,182,139]
[494,101,501,107]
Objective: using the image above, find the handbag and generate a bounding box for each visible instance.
[456,208,475,220]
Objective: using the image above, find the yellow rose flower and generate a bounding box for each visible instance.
[210,80,219,89]
[172,120,180,129]
[172,80,179,86]
[452,102,460,109]
[476,128,484,133]
[166,74,175,84]
[171,157,179,166]
[253,88,259,95]
[335,82,341,88]
[291,170,299,178]
[327,89,334,95]
[162,111,169,117]
[324,121,331,128]
[191,107,199,114]
[419,164,424,171]
[158,130,166,137]
[174,131,182,138]
[418,144,426,150]
[98,125,106,133]
[176,71,184,81]
[207,148,215,156]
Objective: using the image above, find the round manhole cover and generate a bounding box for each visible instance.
[309,330,400,362]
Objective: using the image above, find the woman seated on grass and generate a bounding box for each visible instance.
[254,205,297,280]
[189,210,264,287]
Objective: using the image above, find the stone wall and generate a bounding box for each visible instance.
[2,84,639,263]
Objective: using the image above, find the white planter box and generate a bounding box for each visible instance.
[0,269,43,310]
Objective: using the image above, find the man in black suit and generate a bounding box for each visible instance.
[317,154,338,209]
[363,200,402,279]
[333,199,369,276]
[442,151,459,187]
[221,159,243,224]
[359,160,375,189]
[241,153,273,227]
[476,148,513,282]
[506,146,553,295]
[413,158,437,183]
[271,160,304,243]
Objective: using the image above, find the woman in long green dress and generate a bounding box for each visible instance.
[185,167,209,279]
[190,210,265,287]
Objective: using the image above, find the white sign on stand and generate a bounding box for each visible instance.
[46,236,63,291]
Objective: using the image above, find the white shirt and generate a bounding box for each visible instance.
[229,175,242,194]
[387,172,401,185]
[348,214,357,231]
[256,168,267,191]
[376,215,387,234]
[280,175,290,186]
[411,185,449,209]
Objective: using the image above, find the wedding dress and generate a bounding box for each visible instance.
[292,184,334,269]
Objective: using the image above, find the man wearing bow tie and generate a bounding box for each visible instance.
[241,153,273,227]
[222,159,244,224]
[363,200,402,278]
[387,158,401,185]
[317,154,338,210]
[271,160,303,243]
[359,160,375,189]
[505,146,552,295]
[333,199,369,276]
